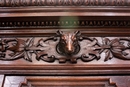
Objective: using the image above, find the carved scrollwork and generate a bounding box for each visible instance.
[0,0,128,7]
[0,30,130,63]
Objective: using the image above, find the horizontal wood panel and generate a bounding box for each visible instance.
[0,28,129,36]
[0,64,130,75]
[3,76,130,87]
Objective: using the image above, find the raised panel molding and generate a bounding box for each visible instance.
[20,77,117,87]
[3,76,130,87]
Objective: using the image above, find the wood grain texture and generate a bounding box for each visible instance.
[0,64,130,75]
[3,76,130,87]
[0,1,130,87]
[20,76,117,87]
[0,7,130,17]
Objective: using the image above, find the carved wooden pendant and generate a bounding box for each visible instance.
[0,30,130,63]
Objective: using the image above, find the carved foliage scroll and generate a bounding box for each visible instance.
[0,30,130,63]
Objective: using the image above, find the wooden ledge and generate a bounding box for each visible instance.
[0,7,130,17]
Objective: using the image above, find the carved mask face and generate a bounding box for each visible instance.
[62,33,75,53]
[57,30,80,55]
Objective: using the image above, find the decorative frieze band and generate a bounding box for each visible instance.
[0,0,129,7]
[0,30,130,63]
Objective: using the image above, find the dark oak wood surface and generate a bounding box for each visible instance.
[0,0,130,87]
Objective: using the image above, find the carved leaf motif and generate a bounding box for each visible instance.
[24,51,32,62]
[102,38,110,45]
[110,38,125,52]
[0,38,34,61]
[8,52,24,60]
[104,50,113,61]
[22,38,35,62]
[102,38,130,61]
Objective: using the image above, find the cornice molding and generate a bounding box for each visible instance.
[0,7,130,17]
[0,1,129,17]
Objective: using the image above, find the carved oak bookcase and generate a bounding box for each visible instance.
[0,0,130,87]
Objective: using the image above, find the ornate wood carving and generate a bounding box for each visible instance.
[0,30,130,63]
[0,1,130,87]
[0,0,129,7]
